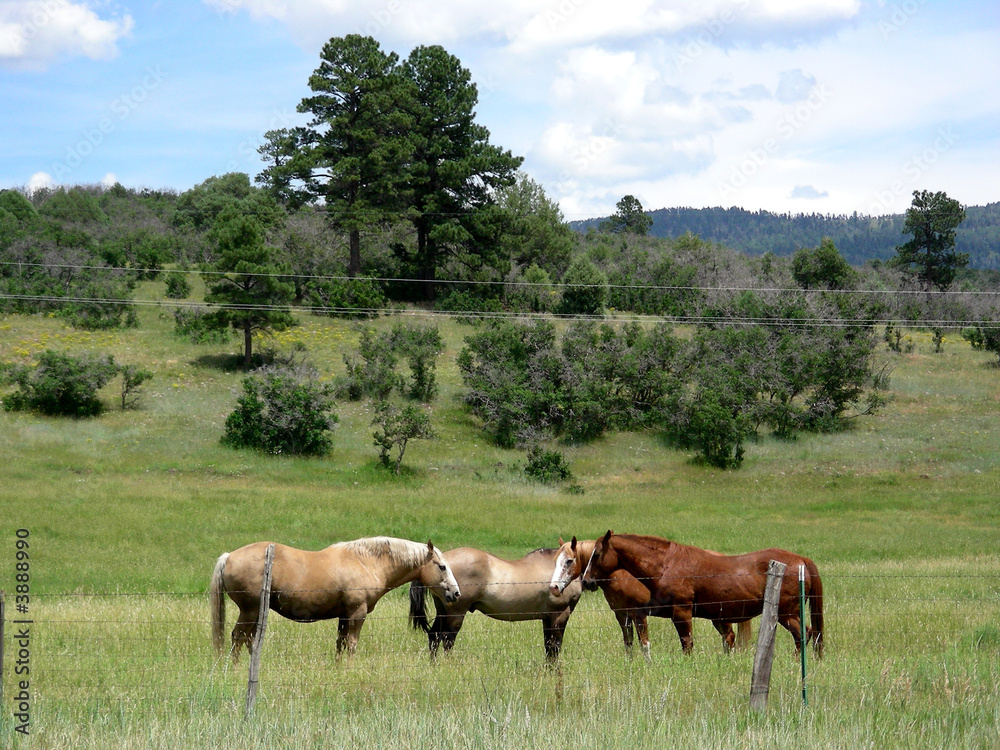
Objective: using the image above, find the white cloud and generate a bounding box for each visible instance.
[790,184,828,200]
[0,0,133,69]
[204,0,863,53]
[27,171,53,192]
[101,172,118,188]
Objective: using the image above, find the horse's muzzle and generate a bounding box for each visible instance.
[582,579,599,592]
[548,584,563,597]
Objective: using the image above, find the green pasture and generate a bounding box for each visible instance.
[1,289,999,748]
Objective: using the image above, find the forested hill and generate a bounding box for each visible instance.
[571,203,1000,269]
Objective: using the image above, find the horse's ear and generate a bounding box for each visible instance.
[602,530,613,543]
[571,536,578,551]
[426,540,434,553]
[558,537,564,546]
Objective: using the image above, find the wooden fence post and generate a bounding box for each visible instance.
[749,559,787,712]
[245,543,275,719]
[799,563,808,706]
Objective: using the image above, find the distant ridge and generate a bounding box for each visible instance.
[570,203,1000,270]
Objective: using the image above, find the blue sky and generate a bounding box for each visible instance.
[2,0,998,220]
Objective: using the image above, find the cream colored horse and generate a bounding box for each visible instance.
[410,546,583,660]
[550,537,752,660]
[211,537,459,660]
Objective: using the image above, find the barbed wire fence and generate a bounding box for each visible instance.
[3,570,999,727]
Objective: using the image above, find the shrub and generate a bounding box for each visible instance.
[119,364,153,410]
[173,306,231,344]
[340,328,403,400]
[963,323,1000,365]
[524,446,573,483]
[164,272,191,299]
[558,256,608,316]
[221,363,338,455]
[435,289,504,325]
[392,323,444,401]
[371,401,436,475]
[4,350,118,417]
[307,276,386,319]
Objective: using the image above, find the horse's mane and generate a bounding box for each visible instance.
[334,536,430,567]
[528,547,557,556]
[613,534,678,559]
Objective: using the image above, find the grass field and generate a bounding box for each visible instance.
[1,288,999,748]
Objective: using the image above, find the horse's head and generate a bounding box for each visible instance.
[581,530,616,591]
[549,536,581,596]
[423,541,460,603]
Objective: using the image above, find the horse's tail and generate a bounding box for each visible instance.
[210,552,229,655]
[409,581,431,633]
[806,558,824,659]
[735,620,752,651]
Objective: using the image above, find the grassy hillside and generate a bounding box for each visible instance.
[2,282,999,748]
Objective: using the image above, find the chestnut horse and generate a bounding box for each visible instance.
[211,537,460,660]
[550,537,751,660]
[409,546,582,660]
[573,531,823,656]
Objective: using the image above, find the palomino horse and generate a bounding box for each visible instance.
[572,531,823,656]
[409,546,582,660]
[549,537,751,660]
[211,537,460,660]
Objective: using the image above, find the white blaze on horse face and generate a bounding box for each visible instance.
[549,549,575,596]
[436,551,461,603]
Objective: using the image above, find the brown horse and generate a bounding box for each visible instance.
[575,531,823,656]
[211,537,460,660]
[550,537,751,660]
[409,546,582,660]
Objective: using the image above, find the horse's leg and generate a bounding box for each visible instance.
[336,607,369,660]
[634,612,652,662]
[735,620,752,652]
[671,606,694,654]
[542,607,573,662]
[615,609,634,654]
[336,617,350,657]
[778,614,805,654]
[713,621,736,653]
[230,606,257,665]
[437,613,464,653]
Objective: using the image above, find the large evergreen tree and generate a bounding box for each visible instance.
[600,195,653,236]
[890,190,968,291]
[204,208,295,366]
[401,45,522,298]
[261,35,413,277]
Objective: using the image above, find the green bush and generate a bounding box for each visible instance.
[173,306,231,344]
[221,363,338,455]
[340,328,403,400]
[524,446,573,483]
[164,272,191,299]
[434,289,504,325]
[4,350,118,417]
[558,256,608,316]
[307,276,386,319]
[392,323,444,402]
[119,364,153,410]
[963,323,1000,364]
[371,400,435,475]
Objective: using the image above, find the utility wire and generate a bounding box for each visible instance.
[3,260,999,297]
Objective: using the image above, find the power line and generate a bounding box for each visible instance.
[1,292,997,329]
[3,260,999,298]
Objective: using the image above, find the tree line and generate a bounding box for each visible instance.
[571,202,1000,270]
[3,34,1000,470]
